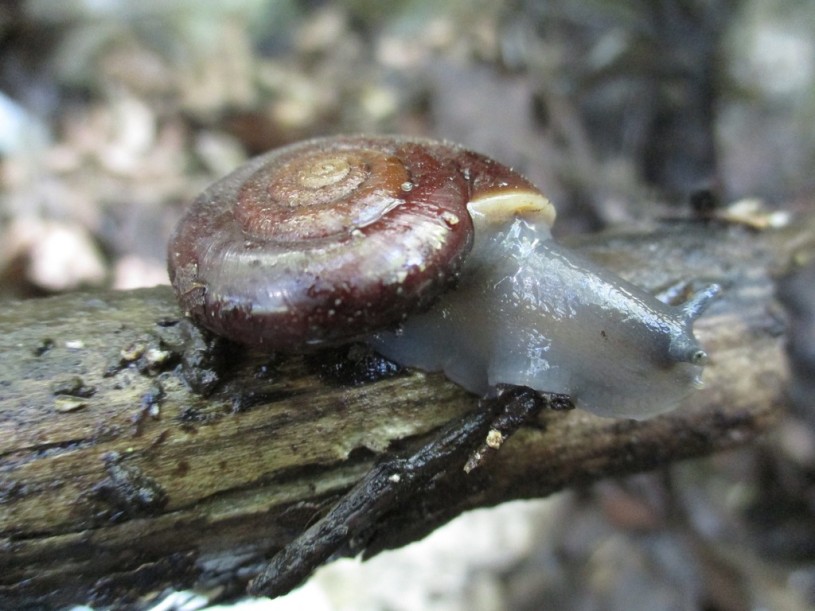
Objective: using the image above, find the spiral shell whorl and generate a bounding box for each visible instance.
[234,144,410,241]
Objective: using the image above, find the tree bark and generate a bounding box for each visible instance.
[1,217,808,608]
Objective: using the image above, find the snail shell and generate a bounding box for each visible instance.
[168,135,718,418]
[169,136,551,348]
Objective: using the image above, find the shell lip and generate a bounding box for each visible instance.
[467,191,556,232]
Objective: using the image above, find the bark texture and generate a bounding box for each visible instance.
[1,217,809,608]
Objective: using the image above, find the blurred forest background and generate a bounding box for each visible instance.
[1,0,814,609]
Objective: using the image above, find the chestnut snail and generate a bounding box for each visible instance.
[168,135,719,419]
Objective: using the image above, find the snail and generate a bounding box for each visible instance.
[168,135,719,419]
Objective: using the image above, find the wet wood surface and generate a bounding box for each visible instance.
[1,216,810,608]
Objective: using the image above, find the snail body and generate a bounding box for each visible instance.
[370,217,718,418]
[168,135,718,419]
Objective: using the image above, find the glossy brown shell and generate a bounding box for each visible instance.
[167,135,539,349]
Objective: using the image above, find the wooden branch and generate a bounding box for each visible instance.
[1,216,809,608]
